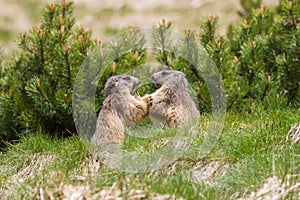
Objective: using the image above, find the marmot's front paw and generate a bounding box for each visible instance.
[142,94,153,107]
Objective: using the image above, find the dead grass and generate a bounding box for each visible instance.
[1,153,56,200]
[0,109,299,199]
[31,157,185,200]
[286,123,300,144]
[240,175,300,200]
[191,160,230,187]
[34,182,184,200]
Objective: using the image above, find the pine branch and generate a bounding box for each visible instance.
[282,18,300,27]
[38,28,45,74]
[20,34,34,54]
[36,79,53,108]
[261,75,270,101]
[64,43,72,88]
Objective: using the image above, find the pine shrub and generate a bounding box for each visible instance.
[228,0,300,108]
[0,1,96,142]
[0,1,148,144]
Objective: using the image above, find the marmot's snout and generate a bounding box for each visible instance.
[151,70,169,87]
[154,83,162,89]
[131,78,141,97]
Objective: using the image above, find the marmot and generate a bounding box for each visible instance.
[148,70,200,128]
[92,75,150,146]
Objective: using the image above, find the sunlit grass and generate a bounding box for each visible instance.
[0,105,299,199]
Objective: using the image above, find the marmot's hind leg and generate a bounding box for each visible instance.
[166,105,182,128]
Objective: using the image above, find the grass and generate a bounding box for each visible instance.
[0,104,299,199]
[5,0,44,21]
[0,28,13,42]
[94,5,134,20]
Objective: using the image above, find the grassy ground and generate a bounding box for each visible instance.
[1,105,299,199]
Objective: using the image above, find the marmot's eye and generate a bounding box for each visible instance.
[123,76,131,81]
[161,71,169,76]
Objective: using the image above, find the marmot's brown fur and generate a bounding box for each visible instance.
[91,75,150,146]
[148,70,200,128]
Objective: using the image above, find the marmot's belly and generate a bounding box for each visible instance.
[149,101,168,123]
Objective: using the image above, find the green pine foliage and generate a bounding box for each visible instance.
[227,4,276,109]
[152,19,174,67]
[151,1,300,111]
[94,26,147,110]
[0,0,148,144]
[151,19,216,111]
[198,16,237,110]
[228,0,300,107]
[275,0,300,104]
[0,1,96,142]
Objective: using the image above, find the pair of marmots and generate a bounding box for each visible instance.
[92,70,200,146]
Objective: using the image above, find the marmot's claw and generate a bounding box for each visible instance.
[133,90,140,98]
[147,95,153,107]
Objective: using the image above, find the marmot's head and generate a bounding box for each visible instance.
[104,75,140,96]
[151,70,188,90]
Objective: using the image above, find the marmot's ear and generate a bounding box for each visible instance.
[123,76,131,81]
[161,70,169,76]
